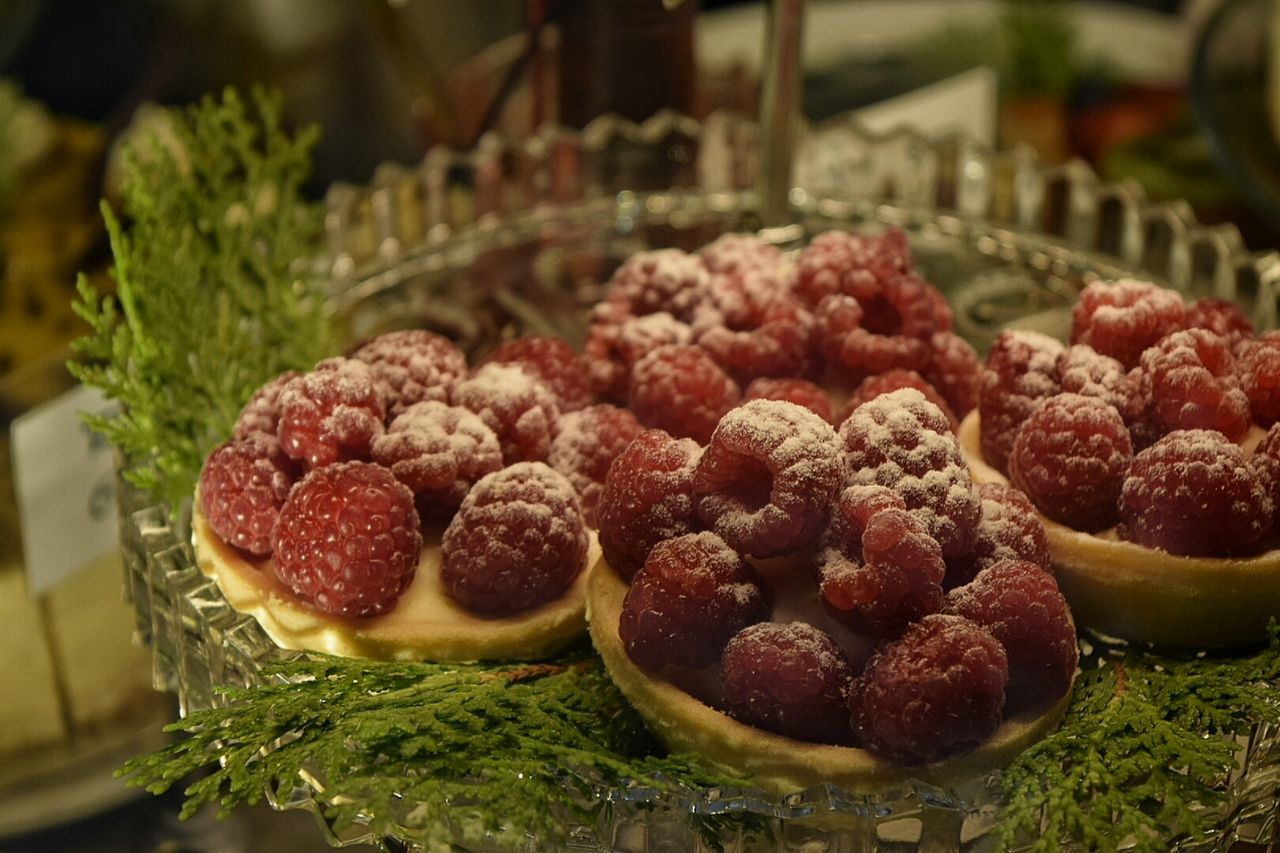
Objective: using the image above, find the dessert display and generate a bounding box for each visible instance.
[958,280,1280,647]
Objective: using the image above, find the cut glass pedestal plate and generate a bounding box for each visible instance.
[119,112,1280,851]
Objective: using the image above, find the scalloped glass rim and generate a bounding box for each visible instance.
[119,110,1280,850]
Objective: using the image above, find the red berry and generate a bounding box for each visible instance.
[1119,430,1273,557]
[945,482,1051,589]
[1008,394,1132,532]
[1137,329,1250,441]
[583,296,636,402]
[440,462,589,616]
[697,232,785,277]
[978,330,1064,474]
[271,461,421,617]
[1237,332,1280,426]
[743,377,834,423]
[487,336,593,412]
[722,622,855,745]
[547,404,644,528]
[793,229,913,309]
[1184,297,1254,343]
[619,531,770,670]
[923,332,980,419]
[199,435,295,556]
[234,370,301,442]
[815,293,932,379]
[628,345,741,444]
[839,369,957,429]
[944,559,1077,714]
[450,363,560,464]
[607,248,709,320]
[616,313,695,373]
[693,283,814,383]
[694,400,843,557]
[1070,279,1186,370]
[598,429,703,580]
[851,614,1007,765]
[350,329,468,417]
[1056,344,1144,428]
[277,358,386,467]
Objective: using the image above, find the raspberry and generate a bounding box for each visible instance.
[271,461,421,617]
[234,370,301,442]
[945,483,1051,589]
[615,313,695,373]
[371,401,503,520]
[1137,329,1250,441]
[598,429,703,580]
[583,296,636,401]
[487,336,593,412]
[978,330,1064,473]
[277,358,387,467]
[628,345,741,444]
[1254,423,1280,533]
[1070,279,1186,370]
[350,329,468,417]
[1237,332,1280,426]
[1056,344,1144,427]
[851,614,1007,765]
[1119,430,1273,557]
[1185,297,1254,343]
[818,486,946,637]
[618,531,770,670]
[693,400,843,558]
[793,229,913,309]
[199,435,295,556]
[815,293,932,379]
[694,285,814,383]
[841,388,981,558]
[839,369,957,429]
[440,463,589,616]
[450,363,560,464]
[721,622,855,745]
[944,559,1077,713]
[547,404,644,528]
[743,377,834,424]
[922,332,980,419]
[697,232,785,277]
[607,248,709,320]
[1008,394,1132,532]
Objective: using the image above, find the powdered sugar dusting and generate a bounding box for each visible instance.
[450,363,560,464]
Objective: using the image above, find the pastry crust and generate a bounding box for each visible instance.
[193,499,597,662]
[586,556,1073,795]
[957,411,1280,648]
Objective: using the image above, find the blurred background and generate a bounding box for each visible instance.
[1,0,1276,850]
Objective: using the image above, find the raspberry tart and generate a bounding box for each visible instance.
[193,332,617,662]
[958,281,1280,648]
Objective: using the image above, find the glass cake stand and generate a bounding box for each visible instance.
[119,111,1280,851]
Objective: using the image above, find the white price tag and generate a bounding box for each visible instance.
[11,384,120,595]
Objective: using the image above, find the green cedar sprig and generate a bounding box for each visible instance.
[998,632,1280,852]
[118,645,766,849]
[69,87,336,512]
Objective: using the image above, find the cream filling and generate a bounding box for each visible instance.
[586,557,1073,795]
[957,411,1280,648]
[193,502,597,662]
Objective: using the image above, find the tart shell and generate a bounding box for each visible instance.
[585,556,1073,795]
[957,410,1280,648]
[193,499,597,662]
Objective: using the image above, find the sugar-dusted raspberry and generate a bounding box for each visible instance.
[1253,423,1280,532]
[1056,344,1144,427]
[547,404,644,528]
[793,228,912,308]
[1070,279,1186,370]
[607,248,709,320]
[615,313,695,371]
[1185,297,1254,343]
[722,622,856,744]
[371,401,503,520]
[1119,430,1273,557]
[978,330,1064,473]
[944,559,1077,714]
[1237,331,1280,426]
[841,388,981,558]
[277,358,386,468]
[487,336,593,412]
[598,429,703,580]
[694,400,843,557]
[694,287,814,382]
[698,232,785,276]
[450,363,560,464]
[1008,394,1132,532]
[619,531,770,670]
[234,370,301,442]
[199,435,295,556]
[350,329,468,417]
[922,332,980,419]
[628,345,741,444]
[945,482,1051,588]
[583,296,635,401]
[1137,329,1250,441]
[440,462,587,615]
[839,369,957,429]
[271,461,421,617]
[744,377,834,423]
[851,614,1007,765]
[818,486,946,636]
[815,291,933,379]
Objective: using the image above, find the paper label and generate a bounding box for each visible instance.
[11,384,120,595]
